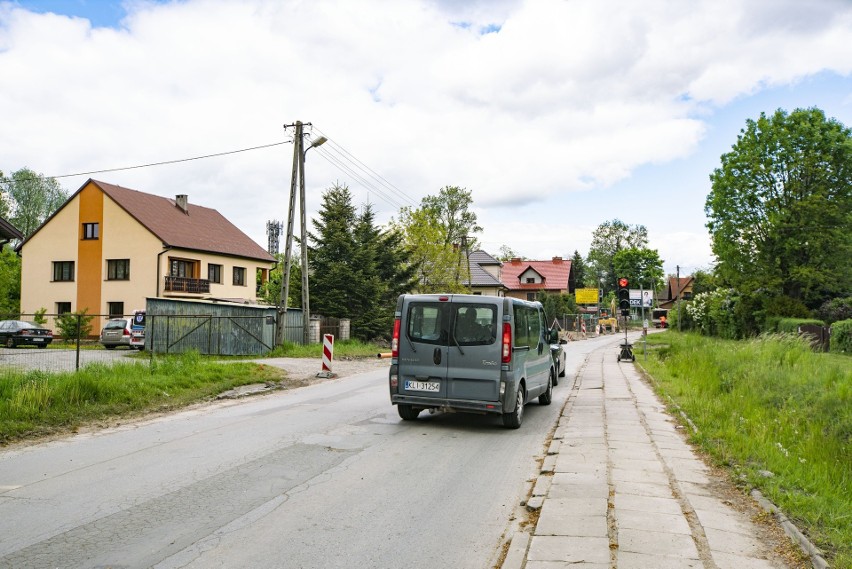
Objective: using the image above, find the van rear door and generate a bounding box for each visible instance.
[445,300,502,402]
[397,298,450,399]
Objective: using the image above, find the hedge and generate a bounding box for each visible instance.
[831,319,852,354]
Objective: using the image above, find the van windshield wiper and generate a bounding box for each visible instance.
[406,334,417,353]
[450,330,465,355]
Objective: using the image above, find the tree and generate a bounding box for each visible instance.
[390,206,464,293]
[0,245,21,317]
[308,184,416,341]
[706,107,852,309]
[420,186,482,248]
[0,168,68,237]
[612,248,664,295]
[570,250,589,288]
[258,252,302,307]
[496,245,522,261]
[586,220,648,295]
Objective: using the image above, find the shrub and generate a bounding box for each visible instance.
[818,297,852,325]
[55,309,95,342]
[831,319,852,354]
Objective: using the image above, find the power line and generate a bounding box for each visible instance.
[0,140,293,184]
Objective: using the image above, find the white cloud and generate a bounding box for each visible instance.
[1,0,851,273]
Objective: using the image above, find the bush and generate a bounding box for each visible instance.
[831,319,852,354]
[777,318,825,334]
[55,309,95,342]
[818,297,852,325]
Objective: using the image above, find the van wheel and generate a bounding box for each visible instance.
[397,404,420,421]
[539,372,553,406]
[502,384,524,429]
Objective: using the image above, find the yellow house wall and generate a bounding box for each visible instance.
[20,195,80,320]
[159,250,274,302]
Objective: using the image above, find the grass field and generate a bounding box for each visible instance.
[639,331,851,568]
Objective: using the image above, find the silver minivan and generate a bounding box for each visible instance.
[388,294,556,429]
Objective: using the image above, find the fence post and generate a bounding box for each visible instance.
[75,313,81,371]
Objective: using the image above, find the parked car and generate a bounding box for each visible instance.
[100,318,137,350]
[0,320,53,348]
[550,334,567,383]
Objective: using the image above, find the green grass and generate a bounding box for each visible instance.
[0,351,283,444]
[639,331,851,568]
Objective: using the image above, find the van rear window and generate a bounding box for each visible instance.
[453,304,497,346]
[407,303,446,345]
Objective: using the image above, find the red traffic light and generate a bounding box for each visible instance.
[618,277,629,288]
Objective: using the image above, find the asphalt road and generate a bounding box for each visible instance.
[0,335,621,569]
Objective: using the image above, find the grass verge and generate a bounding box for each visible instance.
[0,351,284,445]
[639,331,851,568]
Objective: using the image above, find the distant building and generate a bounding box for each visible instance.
[463,250,506,296]
[500,256,574,301]
[658,276,694,309]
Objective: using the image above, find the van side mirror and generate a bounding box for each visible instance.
[548,329,558,343]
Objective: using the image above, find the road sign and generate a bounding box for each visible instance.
[575,288,599,304]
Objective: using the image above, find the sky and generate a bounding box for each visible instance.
[1,0,851,279]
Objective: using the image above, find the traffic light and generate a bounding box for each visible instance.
[618,277,630,316]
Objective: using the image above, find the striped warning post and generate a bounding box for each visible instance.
[321,334,334,373]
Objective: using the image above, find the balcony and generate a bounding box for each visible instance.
[164,276,210,294]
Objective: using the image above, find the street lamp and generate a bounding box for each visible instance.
[278,122,327,346]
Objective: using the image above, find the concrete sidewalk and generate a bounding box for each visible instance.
[505,336,791,569]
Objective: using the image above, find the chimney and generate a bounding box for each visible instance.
[552,256,563,263]
[510,257,522,264]
[175,194,188,213]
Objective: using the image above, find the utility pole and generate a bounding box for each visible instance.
[676,264,681,332]
[277,121,326,346]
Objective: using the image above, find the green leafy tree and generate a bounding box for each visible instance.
[421,186,482,248]
[390,206,466,293]
[258,251,302,307]
[0,245,21,317]
[706,107,852,309]
[496,245,522,262]
[612,248,664,294]
[0,168,68,237]
[586,219,648,296]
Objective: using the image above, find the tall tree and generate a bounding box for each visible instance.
[612,248,664,293]
[570,250,588,288]
[586,219,648,295]
[0,245,21,317]
[420,185,482,249]
[390,206,464,293]
[496,245,522,261]
[0,168,68,237]
[706,107,852,308]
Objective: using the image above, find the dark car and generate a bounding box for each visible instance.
[0,320,54,348]
[550,336,567,384]
[100,318,137,349]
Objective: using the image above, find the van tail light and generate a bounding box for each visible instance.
[391,318,401,358]
[501,322,512,364]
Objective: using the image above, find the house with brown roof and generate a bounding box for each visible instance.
[19,179,276,328]
[658,276,694,309]
[500,256,574,301]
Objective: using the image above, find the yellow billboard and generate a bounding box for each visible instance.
[575,288,599,304]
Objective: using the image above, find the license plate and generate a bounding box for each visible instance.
[33,338,44,342]
[405,380,440,392]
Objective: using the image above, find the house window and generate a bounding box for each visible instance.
[82,223,99,240]
[107,259,130,280]
[526,278,535,284]
[233,266,246,286]
[208,264,222,284]
[170,259,196,278]
[56,302,71,314]
[53,261,75,282]
[108,302,124,318]
[526,292,537,301]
